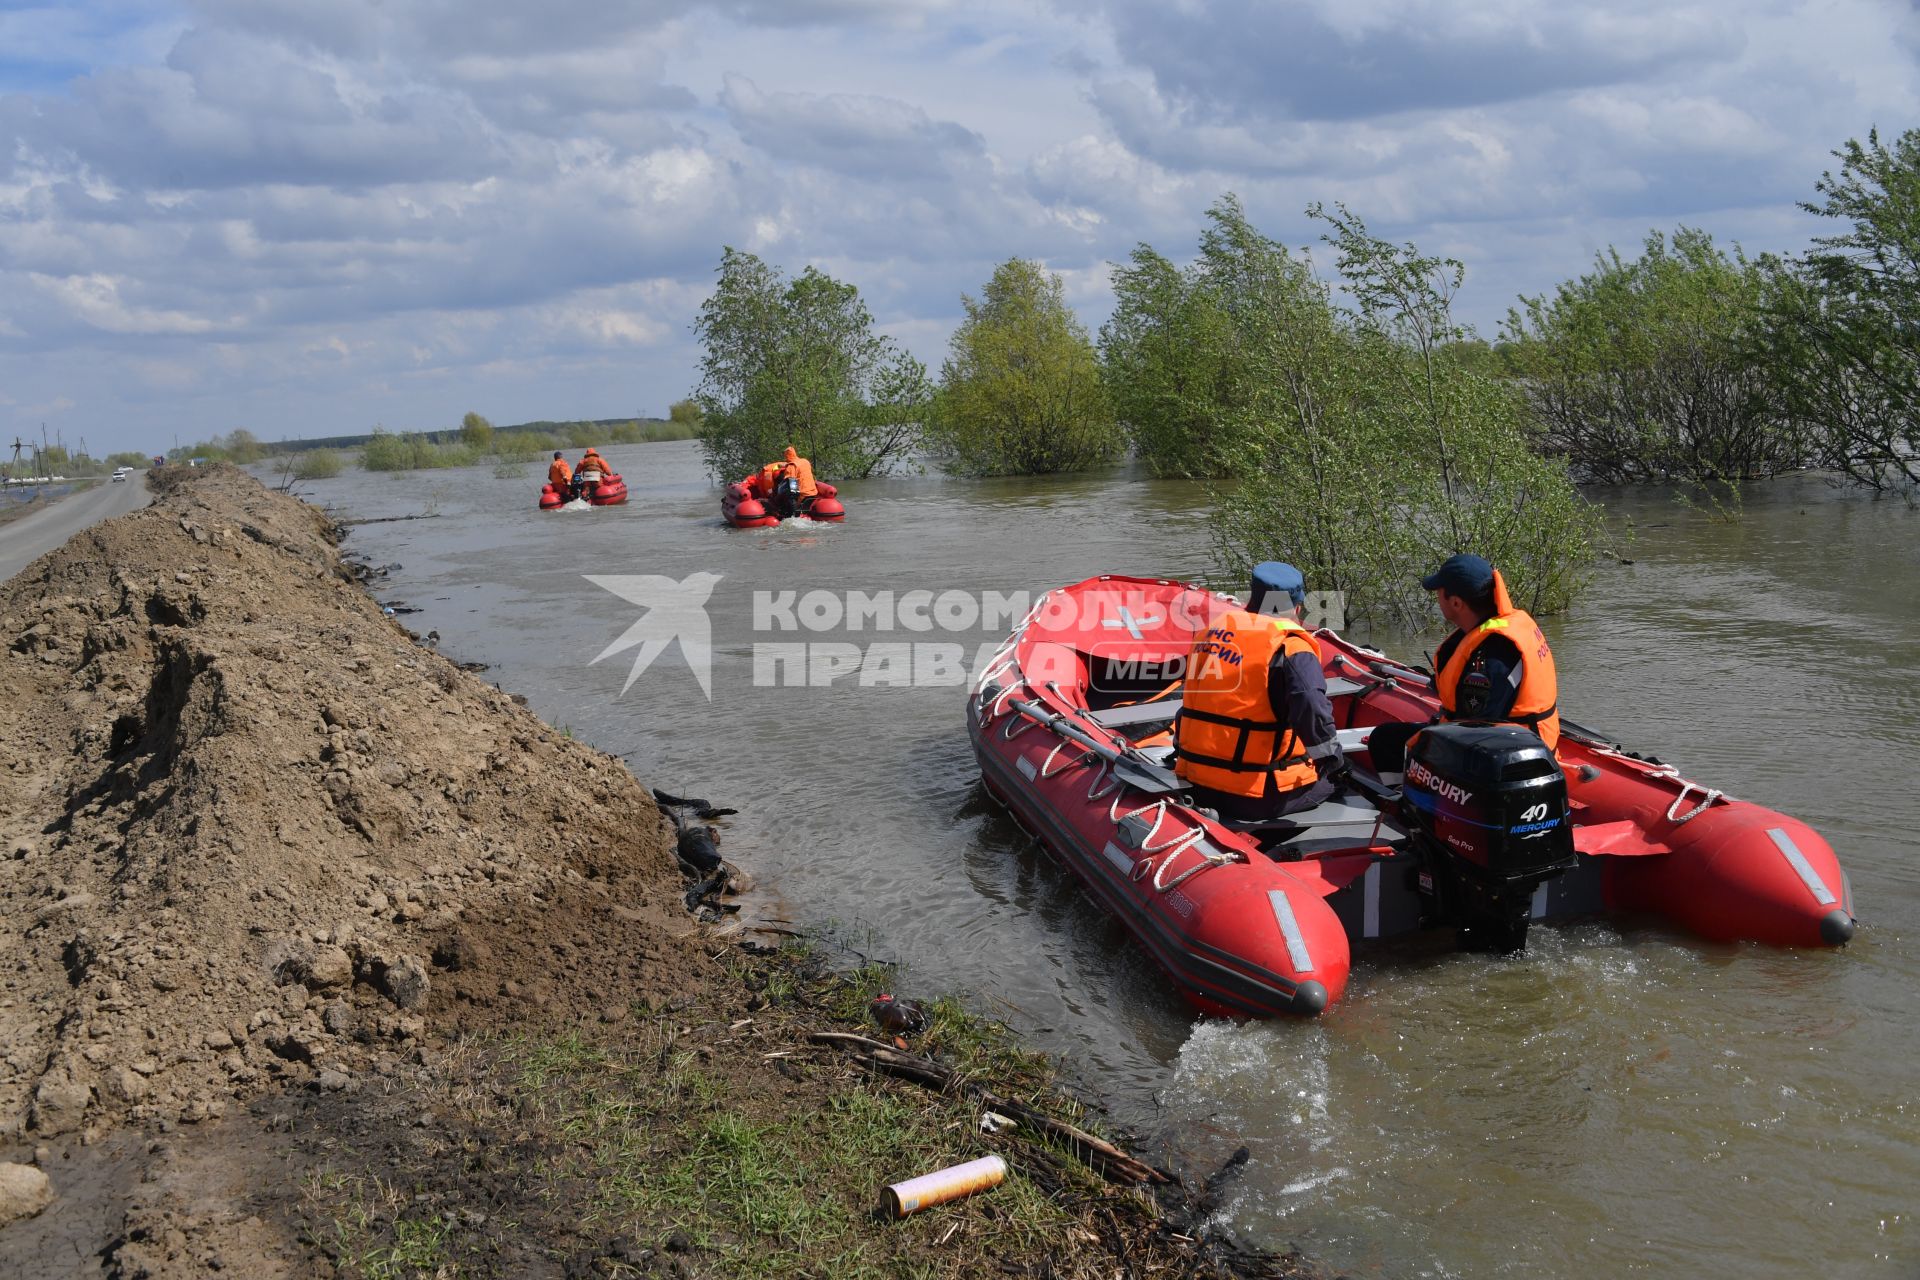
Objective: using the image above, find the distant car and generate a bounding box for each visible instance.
[111,471,127,482]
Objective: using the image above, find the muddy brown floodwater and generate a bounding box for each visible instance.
[310,441,1920,1278]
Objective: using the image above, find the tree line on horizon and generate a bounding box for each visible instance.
[692,127,1920,624]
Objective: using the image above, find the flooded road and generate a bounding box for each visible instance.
[301,441,1919,1278]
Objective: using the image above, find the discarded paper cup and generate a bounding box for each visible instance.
[883,1155,1008,1218]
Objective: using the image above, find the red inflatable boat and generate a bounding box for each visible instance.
[538,474,628,510]
[722,479,845,528]
[967,575,1855,1019]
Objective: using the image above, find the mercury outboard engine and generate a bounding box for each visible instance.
[1401,723,1574,952]
[773,476,801,518]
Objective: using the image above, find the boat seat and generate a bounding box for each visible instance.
[1215,797,1385,833]
[1083,677,1371,729]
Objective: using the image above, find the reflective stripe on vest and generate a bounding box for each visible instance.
[1174,611,1323,798]
[1434,607,1561,750]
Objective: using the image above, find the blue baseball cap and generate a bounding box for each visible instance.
[1249,561,1306,614]
[1421,553,1494,596]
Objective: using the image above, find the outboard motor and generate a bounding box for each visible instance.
[1401,723,1574,952]
[773,476,800,518]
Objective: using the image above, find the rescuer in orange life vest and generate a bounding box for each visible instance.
[547,452,573,488]
[576,448,610,481]
[769,445,817,517]
[1173,561,1346,823]
[1368,553,1562,786]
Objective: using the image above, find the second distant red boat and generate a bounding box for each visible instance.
[722,479,846,528]
[538,473,628,509]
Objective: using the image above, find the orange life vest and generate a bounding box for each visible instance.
[783,452,817,497]
[1174,611,1323,798]
[548,458,573,486]
[1433,570,1560,750]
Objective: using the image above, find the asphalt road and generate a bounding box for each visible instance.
[0,475,154,584]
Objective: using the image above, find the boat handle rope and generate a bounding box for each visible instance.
[987,677,1023,722]
[972,596,1050,708]
[976,662,1018,720]
[1085,757,1125,801]
[1108,795,1209,855]
[1663,779,1723,825]
[1585,742,1727,824]
[1152,836,1235,892]
[1038,739,1092,780]
[1001,710,1035,740]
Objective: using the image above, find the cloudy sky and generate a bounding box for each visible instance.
[2,0,1915,455]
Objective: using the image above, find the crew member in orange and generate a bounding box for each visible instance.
[781,446,817,498]
[576,448,610,482]
[1174,562,1344,822]
[547,452,573,488]
[1424,554,1560,750]
[1368,554,1561,787]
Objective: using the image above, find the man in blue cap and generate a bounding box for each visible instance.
[1370,553,1562,783]
[1421,553,1559,749]
[1174,562,1345,822]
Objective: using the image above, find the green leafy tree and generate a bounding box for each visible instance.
[1100,196,1324,478]
[1210,203,1600,628]
[668,398,704,429]
[292,449,342,480]
[1758,128,1920,492]
[929,258,1116,476]
[223,429,263,463]
[1502,228,1804,495]
[693,247,930,481]
[1100,244,1238,476]
[460,412,494,452]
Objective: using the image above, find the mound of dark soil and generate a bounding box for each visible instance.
[0,465,694,1140]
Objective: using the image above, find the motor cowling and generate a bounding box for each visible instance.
[1402,723,1574,951]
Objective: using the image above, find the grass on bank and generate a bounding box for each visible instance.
[308,943,1315,1280]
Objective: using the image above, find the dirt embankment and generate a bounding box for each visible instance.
[0,465,694,1141]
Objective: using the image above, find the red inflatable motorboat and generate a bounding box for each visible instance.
[539,473,628,510]
[722,479,845,528]
[967,575,1855,1019]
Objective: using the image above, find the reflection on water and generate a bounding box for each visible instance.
[303,445,1919,1278]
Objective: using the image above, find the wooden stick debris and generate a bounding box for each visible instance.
[807,1031,1170,1185]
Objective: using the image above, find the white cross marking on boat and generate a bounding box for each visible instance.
[1100,606,1161,640]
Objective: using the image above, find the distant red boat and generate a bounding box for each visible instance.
[538,474,628,510]
[968,575,1855,1019]
[722,479,846,528]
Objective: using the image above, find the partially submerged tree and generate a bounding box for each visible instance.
[930,258,1117,476]
[460,412,494,452]
[1210,204,1601,628]
[1502,229,1805,496]
[1758,128,1920,493]
[1100,243,1239,477]
[693,248,931,481]
[1099,195,1321,478]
